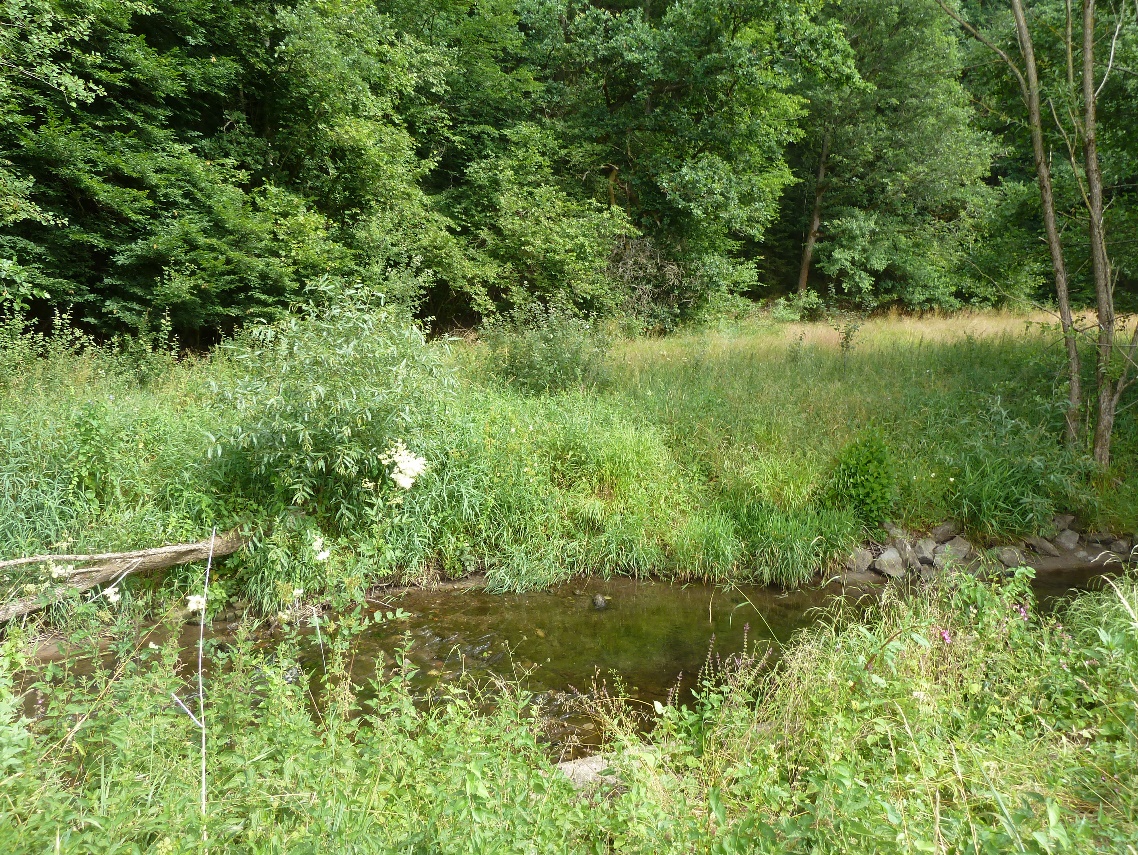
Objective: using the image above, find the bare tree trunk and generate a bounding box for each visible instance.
[1081,0,1116,467]
[797,132,830,294]
[1009,0,1083,446]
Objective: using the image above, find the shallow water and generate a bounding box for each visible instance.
[25,563,1118,749]
[312,578,830,704]
[291,564,1116,732]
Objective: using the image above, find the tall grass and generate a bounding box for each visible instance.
[590,570,1138,852]
[607,315,1117,553]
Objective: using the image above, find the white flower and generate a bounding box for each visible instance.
[381,440,428,490]
[315,549,330,562]
[104,586,121,605]
[292,587,304,599]
[312,536,324,553]
[148,641,160,650]
[186,594,207,613]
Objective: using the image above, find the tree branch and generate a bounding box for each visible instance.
[934,0,1029,99]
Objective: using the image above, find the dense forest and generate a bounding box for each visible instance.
[2,0,1135,340]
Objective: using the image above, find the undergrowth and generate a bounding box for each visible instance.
[2,572,1135,852]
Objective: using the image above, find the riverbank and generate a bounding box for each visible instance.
[3,307,1135,632]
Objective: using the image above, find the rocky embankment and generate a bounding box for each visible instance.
[845,514,1134,582]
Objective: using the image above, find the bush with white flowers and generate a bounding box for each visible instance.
[209,284,450,526]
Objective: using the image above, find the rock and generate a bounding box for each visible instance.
[845,548,874,574]
[933,536,973,569]
[996,546,1025,568]
[874,547,906,579]
[557,754,618,790]
[1025,536,1061,557]
[883,521,908,540]
[929,520,961,543]
[1052,513,1075,531]
[945,535,973,559]
[1110,539,1132,558]
[914,538,936,565]
[592,594,608,610]
[893,539,921,571]
[1085,531,1114,546]
[1054,529,1080,551]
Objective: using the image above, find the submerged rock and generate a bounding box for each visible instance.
[592,594,608,610]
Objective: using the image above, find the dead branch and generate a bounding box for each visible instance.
[0,529,246,623]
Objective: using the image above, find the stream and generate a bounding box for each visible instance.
[26,563,1116,752]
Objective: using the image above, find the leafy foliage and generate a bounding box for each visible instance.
[480,306,612,394]
[823,433,898,527]
[2,568,1136,851]
[209,284,448,526]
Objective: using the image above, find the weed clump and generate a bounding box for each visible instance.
[481,306,611,394]
[823,433,898,528]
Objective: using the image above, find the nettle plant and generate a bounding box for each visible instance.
[823,433,898,528]
[208,286,448,530]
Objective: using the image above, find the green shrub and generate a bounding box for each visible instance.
[822,433,897,528]
[768,290,823,322]
[480,306,611,395]
[209,284,449,529]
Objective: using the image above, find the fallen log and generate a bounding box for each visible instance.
[0,529,246,623]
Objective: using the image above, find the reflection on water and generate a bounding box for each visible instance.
[309,578,831,707]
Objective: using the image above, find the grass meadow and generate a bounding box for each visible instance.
[1,307,1129,616]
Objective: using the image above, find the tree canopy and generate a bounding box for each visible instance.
[1,0,1133,337]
